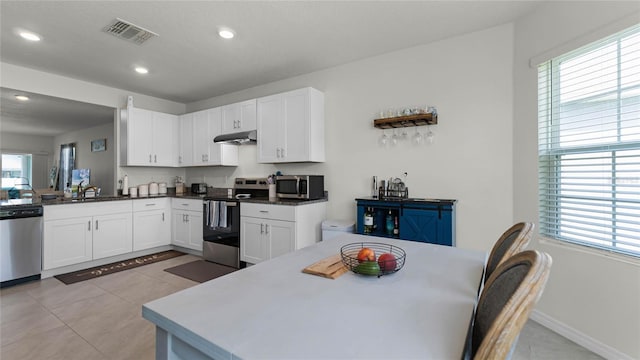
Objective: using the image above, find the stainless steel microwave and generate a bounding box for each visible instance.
[276,175,324,200]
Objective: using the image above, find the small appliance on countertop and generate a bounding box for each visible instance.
[191,183,208,195]
[275,175,324,200]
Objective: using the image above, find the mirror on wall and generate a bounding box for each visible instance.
[0,87,117,194]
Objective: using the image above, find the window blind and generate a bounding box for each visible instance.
[538,23,640,258]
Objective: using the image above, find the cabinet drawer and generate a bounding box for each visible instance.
[44,200,132,220]
[171,198,203,212]
[241,202,295,221]
[133,197,170,211]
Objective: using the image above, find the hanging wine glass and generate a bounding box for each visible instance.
[400,126,409,139]
[391,129,399,145]
[426,126,435,144]
[413,128,423,145]
[379,130,389,146]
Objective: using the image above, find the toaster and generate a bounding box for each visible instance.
[191,183,208,194]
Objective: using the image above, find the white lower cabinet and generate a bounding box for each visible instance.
[43,201,133,270]
[92,212,133,259]
[171,199,203,251]
[133,198,171,251]
[240,201,326,264]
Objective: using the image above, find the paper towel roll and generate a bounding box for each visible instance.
[122,175,129,195]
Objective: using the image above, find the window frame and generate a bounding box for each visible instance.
[538,24,640,259]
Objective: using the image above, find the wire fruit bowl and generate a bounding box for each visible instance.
[340,242,406,277]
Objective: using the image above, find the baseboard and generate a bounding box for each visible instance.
[530,310,635,360]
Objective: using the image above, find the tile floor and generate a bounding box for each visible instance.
[1,254,602,360]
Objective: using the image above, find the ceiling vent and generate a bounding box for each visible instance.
[103,18,158,45]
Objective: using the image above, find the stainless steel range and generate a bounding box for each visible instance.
[202,178,269,269]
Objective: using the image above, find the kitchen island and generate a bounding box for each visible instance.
[143,233,486,359]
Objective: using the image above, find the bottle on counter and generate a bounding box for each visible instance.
[64,182,72,199]
[386,210,394,235]
[393,215,399,237]
[363,207,374,234]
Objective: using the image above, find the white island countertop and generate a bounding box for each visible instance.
[143,234,486,360]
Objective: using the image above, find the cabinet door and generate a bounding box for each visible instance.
[238,99,257,131]
[257,94,282,163]
[133,210,171,251]
[43,217,93,270]
[93,212,133,259]
[192,109,211,165]
[127,107,154,165]
[221,102,240,134]
[282,89,309,162]
[178,113,194,166]
[221,99,257,134]
[153,112,177,166]
[172,211,190,248]
[266,219,294,260]
[240,216,267,264]
[399,208,443,245]
[186,211,203,251]
[207,107,223,165]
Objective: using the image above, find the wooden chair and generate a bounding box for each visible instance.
[485,222,535,282]
[471,250,552,360]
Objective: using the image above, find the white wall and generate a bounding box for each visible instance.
[514,2,640,359]
[53,123,115,195]
[0,62,187,189]
[186,24,516,253]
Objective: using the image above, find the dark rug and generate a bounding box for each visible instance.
[164,260,237,283]
[55,250,186,285]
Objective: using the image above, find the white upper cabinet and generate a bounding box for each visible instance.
[192,109,214,166]
[221,99,257,135]
[178,113,194,166]
[121,102,178,167]
[190,107,238,167]
[257,87,325,163]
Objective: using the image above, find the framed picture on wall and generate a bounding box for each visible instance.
[91,138,106,152]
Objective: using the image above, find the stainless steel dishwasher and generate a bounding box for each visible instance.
[0,204,43,288]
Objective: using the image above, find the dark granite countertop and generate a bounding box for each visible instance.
[1,193,327,210]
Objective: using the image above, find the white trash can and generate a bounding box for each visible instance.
[322,220,355,241]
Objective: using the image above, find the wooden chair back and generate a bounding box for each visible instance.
[471,250,552,360]
[485,222,535,281]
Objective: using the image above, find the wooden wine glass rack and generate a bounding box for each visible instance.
[373,113,437,129]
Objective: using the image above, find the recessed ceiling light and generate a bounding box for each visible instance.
[19,31,41,42]
[15,95,30,101]
[218,28,235,39]
[135,66,149,74]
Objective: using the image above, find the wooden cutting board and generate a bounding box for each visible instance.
[302,254,349,279]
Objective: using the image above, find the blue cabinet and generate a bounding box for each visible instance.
[356,198,456,246]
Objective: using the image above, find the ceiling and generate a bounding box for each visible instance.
[0,1,543,137]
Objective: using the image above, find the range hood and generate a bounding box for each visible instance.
[213,130,257,145]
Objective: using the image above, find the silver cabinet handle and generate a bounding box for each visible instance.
[162,212,165,221]
[265,224,269,234]
[185,214,189,223]
[145,203,156,206]
[154,155,157,163]
[95,220,99,230]
[178,155,182,164]
[149,154,152,163]
[259,210,268,213]
[88,220,91,231]
[260,223,264,234]
[281,148,285,158]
